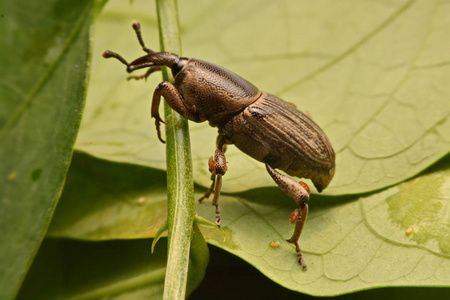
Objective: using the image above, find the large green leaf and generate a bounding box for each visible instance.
[47,153,168,240]
[18,239,450,300]
[48,152,450,296]
[199,157,450,296]
[17,239,167,300]
[47,152,207,298]
[44,0,450,297]
[0,0,93,298]
[76,0,450,195]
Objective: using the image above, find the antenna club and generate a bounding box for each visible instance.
[132,21,140,31]
[102,50,113,58]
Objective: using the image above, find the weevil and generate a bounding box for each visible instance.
[103,22,336,269]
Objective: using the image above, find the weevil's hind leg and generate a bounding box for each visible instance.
[265,163,310,269]
[198,135,228,227]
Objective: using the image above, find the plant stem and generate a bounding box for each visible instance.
[155,0,195,299]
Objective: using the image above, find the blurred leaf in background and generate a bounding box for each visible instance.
[0,0,94,298]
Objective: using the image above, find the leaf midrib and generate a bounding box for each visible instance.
[0,6,90,141]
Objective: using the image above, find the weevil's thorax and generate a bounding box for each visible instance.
[174,58,261,127]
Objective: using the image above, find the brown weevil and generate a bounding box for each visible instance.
[103,22,336,269]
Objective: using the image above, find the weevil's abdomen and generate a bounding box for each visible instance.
[223,92,335,192]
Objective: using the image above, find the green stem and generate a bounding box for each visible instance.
[155,1,195,299]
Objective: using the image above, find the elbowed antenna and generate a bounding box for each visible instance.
[102,50,161,80]
[132,21,155,54]
[102,50,129,66]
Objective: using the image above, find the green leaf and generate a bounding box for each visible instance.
[47,152,207,297]
[198,156,450,296]
[47,153,168,240]
[77,0,450,195]
[0,0,92,298]
[49,152,450,296]
[193,246,450,300]
[17,239,167,300]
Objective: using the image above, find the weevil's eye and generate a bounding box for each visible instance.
[171,57,189,77]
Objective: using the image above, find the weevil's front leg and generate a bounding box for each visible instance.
[198,135,227,227]
[151,82,200,143]
[127,66,161,81]
[266,163,310,269]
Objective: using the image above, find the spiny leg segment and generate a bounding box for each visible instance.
[266,163,310,269]
[199,135,228,227]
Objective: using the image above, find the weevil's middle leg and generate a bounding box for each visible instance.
[198,157,217,202]
[266,163,310,269]
[198,135,228,227]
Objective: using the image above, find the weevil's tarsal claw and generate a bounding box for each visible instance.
[152,112,166,144]
[152,115,166,143]
[291,241,307,270]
